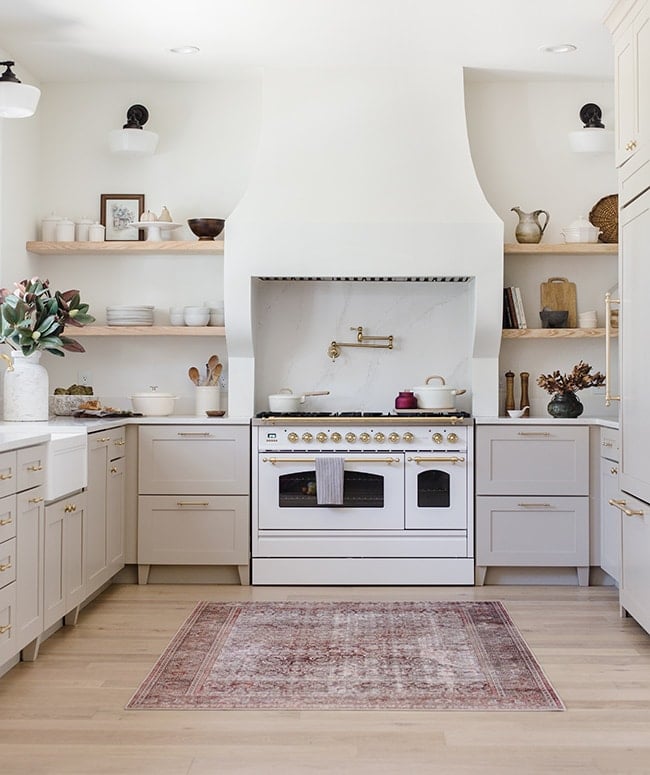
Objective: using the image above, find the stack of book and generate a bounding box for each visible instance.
[503,287,527,329]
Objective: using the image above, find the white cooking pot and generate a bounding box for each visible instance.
[412,375,466,410]
[268,388,330,413]
[130,387,178,416]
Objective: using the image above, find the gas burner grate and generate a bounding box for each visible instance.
[255,411,334,418]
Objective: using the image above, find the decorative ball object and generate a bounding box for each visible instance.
[187,218,225,241]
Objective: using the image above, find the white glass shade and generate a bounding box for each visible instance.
[108,127,159,156]
[568,128,614,153]
[0,81,41,118]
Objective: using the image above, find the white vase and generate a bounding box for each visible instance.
[195,386,220,416]
[3,350,49,421]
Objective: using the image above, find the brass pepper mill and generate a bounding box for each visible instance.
[519,371,530,417]
[505,370,515,414]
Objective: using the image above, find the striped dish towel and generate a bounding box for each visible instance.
[315,455,345,505]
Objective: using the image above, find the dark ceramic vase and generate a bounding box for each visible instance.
[547,391,584,418]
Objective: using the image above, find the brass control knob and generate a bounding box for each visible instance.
[359,432,371,443]
[345,432,357,443]
[447,432,459,444]
[402,432,415,443]
[374,432,385,443]
[432,433,443,444]
[388,432,400,443]
[287,432,299,443]
[316,432,328,443]
[301,432,313,443]
[330,432,342,443]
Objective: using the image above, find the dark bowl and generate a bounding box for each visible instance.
[187,218,225,241]
[539,309,569,328]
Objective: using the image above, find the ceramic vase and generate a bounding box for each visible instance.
[3,350,49,421]
[546,391,583,419]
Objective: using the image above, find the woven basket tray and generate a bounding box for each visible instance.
[589,194,618,243]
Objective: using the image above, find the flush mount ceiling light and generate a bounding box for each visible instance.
[0,60,41,118]
[170,45,200,54]
[568,103,614,153]
[539,43,578,54]
[108,104,159,156]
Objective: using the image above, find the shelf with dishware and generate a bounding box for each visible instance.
[502,327,617,339]
[25,240,224,255]
[504,243,618,255]
[73,326,225,337]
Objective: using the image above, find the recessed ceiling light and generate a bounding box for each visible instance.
[540,43,578,54]
[170,45,200,55]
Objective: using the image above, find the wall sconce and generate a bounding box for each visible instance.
[108,104,159,156]
[0,61,41,118]
[568,103,614,154]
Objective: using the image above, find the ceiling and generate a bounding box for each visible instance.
[0,0,615,84]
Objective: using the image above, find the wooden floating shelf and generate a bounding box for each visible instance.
[74,326,226,337]
[26,240,224,255]
[502,328,617,339]
[504,243,618,255]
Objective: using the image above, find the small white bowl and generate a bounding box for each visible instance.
[183,306,210,326]
[507,407,529,418]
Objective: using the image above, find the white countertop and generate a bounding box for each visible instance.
[474,416,619,429]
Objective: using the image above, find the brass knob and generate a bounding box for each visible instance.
[287,432,299,443]
[388,432,400,443]
[611,467,618,475]
[331,432,342,443]
[345,432,357,443]
[432,433,443,444]
[301,432,313,443]
[402,432,414,443]
[447,432,459,444]
[374,432,385,443]
[359,432,371,443]
[316,432,328,443]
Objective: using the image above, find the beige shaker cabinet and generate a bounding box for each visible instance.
[475,425,590,586]
[85,427,126,597]
[137,425,250,585]
[600,428,622,584]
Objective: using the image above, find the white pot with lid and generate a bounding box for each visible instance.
[412,375,467,410]
[268,388,330,413]
[130,386,178,416]
[560,216,601,243]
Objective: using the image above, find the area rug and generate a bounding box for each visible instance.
[126,600,564,711]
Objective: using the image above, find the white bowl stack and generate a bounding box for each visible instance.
[106,305,154,326]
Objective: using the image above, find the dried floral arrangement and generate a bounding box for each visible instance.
[537,361,606,395]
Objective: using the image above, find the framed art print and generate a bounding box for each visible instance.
[100,194,145,241]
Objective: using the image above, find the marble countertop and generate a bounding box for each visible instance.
[474,416,619,429]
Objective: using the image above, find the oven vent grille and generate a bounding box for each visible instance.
[256,276,473,282]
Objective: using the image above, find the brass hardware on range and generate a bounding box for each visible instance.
[287,432,299,443]
[517,432,551,437]
[0,624,11,634]
[316,432,328,443]
[328,326,394,360]
[609,498,644,517]
[345,432,357,443]
[605,291,621,407]
[177,432,212,437]
[110,466,118,474]
[0,517,12,526]
[177,501,210,507]
[518,502,552,508]
[27,464,43,472]
[359,432,371,443]
[0,561,12,571]
[407,456,465,464]
[374,432,385,443]
[0,473,13,481]
[263,456,400,464]
[447,432,459,444]
[301,432,313,443]
[432,433,443,444]
[331,432,342,443]
[402,432,414,443]
[388,432,400,443]
[28,496,44,504]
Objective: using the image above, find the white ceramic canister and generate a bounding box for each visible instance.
[41,214,62,242]
[88,222,105,242]
[55,218,75,242]
[2,350,49,421]
[195,385,220,416]
[75,217,93,241]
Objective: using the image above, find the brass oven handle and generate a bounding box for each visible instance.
[605,292,621,407]
[262,457,401,464]
[176,501,210,506]
[407,456,465,463]
[609,498,644,517]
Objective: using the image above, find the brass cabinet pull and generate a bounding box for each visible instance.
[609,498,644,517]
[110,466,118,474]
[610,467,618,475]
[64,504,77,513]
[407,456,465,464]
[262,456,401,465]
[0,473,13,480]
[625,139,638,151]
[518,502,552,508]
[28,496,44,504]
[605,292,621,406]
[98,436,111,443]
[114,440,126,446]
[0,624,11,634]
[27,465,43,471]
[517,432,551,437]
[0,561,12,572]
[177,432,212,437]
[176,501,210,507]
[0,517,12,526]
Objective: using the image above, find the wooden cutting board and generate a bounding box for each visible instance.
[540,277,577,328]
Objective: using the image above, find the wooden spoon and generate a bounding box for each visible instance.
[188,366,200,385]
[210,362,223,385]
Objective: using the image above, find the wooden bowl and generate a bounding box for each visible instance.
[187,218,225,241]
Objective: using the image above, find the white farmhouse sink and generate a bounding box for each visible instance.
[45,431,87,501]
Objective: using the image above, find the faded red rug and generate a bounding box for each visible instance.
[126,600,564,711]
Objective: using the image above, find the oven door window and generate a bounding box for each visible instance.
[416,469,450,508]
[405,458,467,530]
[279,469,383,508]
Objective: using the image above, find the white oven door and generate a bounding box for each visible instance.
[257,453,404,529]
[404,453,467,529]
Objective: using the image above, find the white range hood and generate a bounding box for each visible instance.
[226,65,503,417]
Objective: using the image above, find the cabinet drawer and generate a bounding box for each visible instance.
[138,495,249,565]
[17,444,47,492]
[138,426,250,495]
[476,425,589,495]
[0,451,16,499]
[0,537,17,589]
[0,581,17,664]
[89,426,126,460]
[476,496,589,567]
[0,495,16,544]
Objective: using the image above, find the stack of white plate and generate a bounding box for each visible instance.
[106,305,154,326]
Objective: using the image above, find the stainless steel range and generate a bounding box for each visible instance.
[251,412,474,585]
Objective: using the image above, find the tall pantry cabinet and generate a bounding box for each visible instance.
[606,0,650,634]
